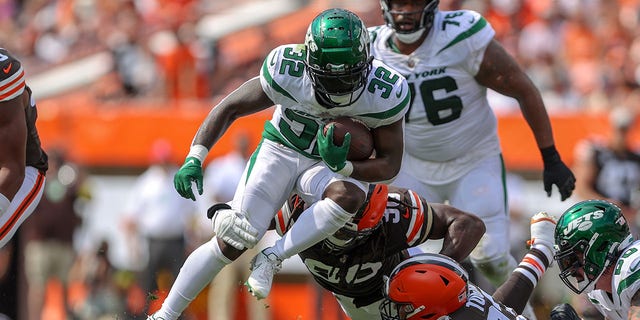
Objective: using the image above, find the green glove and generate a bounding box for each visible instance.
[317,124,350,172]
[174,156,203,201]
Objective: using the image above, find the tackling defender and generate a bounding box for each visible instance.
[0,48,48,248]
[269,184,484,318]
[149,9,410,319]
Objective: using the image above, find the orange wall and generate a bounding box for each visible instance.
[35,98,640,171]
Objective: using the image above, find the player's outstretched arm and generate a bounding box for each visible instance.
[493,212,556,314]
[174,77,274,200]
[475,39,575,201]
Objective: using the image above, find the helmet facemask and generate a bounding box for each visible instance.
[381,0,440,44]
[305,8,373,108]
[555,239,602,294]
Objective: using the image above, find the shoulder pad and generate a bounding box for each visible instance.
[0,48,25,101]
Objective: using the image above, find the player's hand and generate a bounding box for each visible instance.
[317,124,350,172]
[174,156,203,201]
[528,211,557,251]
[550,303,582,320]
[212,208,259,250]
[541,146,576,201]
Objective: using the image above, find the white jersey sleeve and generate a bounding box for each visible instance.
[369,10,500,165]
[587,241,640,320]
[258,44,410,159]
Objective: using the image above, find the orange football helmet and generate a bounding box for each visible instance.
[380,253,468,320]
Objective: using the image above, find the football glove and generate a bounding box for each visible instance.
[541,145,576,201]
[550,303,582,320]
[317,124,350,173]
[174,156,203,201]
[528,211,557,251]
[212,207,259,250]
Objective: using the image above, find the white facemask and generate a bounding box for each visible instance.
[395,28,426,44]
[328,86,364,106]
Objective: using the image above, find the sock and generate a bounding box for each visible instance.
[515,247,550,288]
[272,198,353,259]
[153,239,232,320]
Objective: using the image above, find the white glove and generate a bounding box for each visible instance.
[213,209,259,250]
[529,211,557,253]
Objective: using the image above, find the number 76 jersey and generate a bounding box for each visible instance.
[369,10,501,163]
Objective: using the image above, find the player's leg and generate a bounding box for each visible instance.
[150,140,297,319]
[274,164,367,259]
[0,166,45,248]
[448,154,514,287]
[246,164,367,299]
[448,155,538,318]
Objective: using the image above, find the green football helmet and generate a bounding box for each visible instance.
[305,8,372,107]
[554,199,634,294]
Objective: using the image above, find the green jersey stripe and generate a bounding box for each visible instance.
[617,269,640,295]
[359,90,410,120]
[437,17,488,55]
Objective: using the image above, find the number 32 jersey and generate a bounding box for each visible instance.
[369,10,501,166]
[259,44,410,159]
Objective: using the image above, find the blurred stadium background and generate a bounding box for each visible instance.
[2,0,640,319]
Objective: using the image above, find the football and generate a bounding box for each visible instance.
[323,117,374,161]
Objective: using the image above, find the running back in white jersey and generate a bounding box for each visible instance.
[259,44,411,159]
[587,240,640,320]
[369,10,501,162]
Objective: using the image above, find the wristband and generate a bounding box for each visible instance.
[540,145,561,166]
[336,161,353,177]
[187,144,209,163]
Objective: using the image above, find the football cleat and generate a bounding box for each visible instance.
[246,247,282,299]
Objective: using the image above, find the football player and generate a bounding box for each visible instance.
[149,9,411,320]
[554,199,640,319]
[0,48,48,248]
[380,211,557,319]
[269,184,485,318]
[368,0,575,311]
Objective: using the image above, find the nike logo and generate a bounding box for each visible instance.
[402,209,410,219]
[186,159,197,166]
[2,62,11,74]
[270,54,277,66]
[326,163,340,172]
[469,17,476,24]
[396,85,404,98]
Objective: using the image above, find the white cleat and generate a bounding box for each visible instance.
[246,247,282,299]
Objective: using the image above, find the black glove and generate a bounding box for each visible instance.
[541,145,576,201]
[550,303,581,320]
